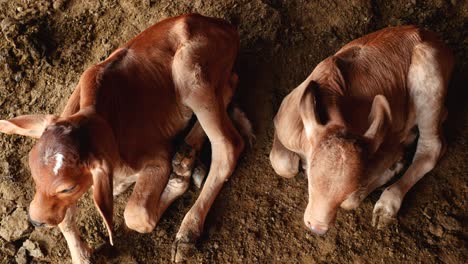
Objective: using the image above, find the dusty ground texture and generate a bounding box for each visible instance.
[0,0,467,263]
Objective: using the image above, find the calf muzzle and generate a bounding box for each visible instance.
[28,211,46,227]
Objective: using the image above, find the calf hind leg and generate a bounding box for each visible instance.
[172,92,244,262]
[372,43,452,228]
[170,73,239,188]
[269,132,300,178]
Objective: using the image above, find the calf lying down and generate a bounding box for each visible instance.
[0,14,253,263]
[270,25,453,234]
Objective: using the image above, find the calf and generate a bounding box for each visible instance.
[270,26,453,234]
[0,14,250,263]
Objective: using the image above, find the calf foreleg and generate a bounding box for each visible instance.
[124,158,170,233]
[58,205,92,264]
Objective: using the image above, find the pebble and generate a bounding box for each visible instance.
[0,181,24,201]
[15,247,27,264]
[52,0,65,10]
[0,199,15,214]
[22,239,44,258]
[0,160,10,176]
[0,207,30,241]
[439,215,462,231]
[14,72,22,82]
[156,228,166,238]
[0,240,16,256]
[428,224,444,237]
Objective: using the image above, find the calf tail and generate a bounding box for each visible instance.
[229,105,255,147]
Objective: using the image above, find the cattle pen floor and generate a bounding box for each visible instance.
[0,0,466,263]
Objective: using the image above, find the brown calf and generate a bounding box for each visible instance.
[270,26,454,235]
[0,14,251,263]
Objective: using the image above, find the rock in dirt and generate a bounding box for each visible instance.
[0,161,10,176]
[0,239,16,256]
[52,0,65,10]
[0,207,30,241]
[15,246,27,264]
[428,224,444,237]
[0,17,19,40]
[0,199,15,215]
[22,239,44,258]
[0,181,24,201]
[439,215,462,231]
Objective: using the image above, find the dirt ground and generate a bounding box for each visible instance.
[0,0,467,263]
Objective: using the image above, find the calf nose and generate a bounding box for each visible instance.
[307,223,328,235]
[27,212,45,227]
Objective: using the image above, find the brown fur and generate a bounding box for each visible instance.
[270,25,454,234]
[0,14,246,263]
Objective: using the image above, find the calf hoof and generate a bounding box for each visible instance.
[173,142,197,177]
[124,205,157,233]
[171,232,198,263]
[372,188,402,229]
[71,242,93,264]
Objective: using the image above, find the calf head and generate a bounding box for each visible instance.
[0,111,114,242]
[299,82,391,235]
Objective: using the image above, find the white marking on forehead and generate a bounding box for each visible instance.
[53,153,64,175]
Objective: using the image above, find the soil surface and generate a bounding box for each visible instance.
[0,0,467,263]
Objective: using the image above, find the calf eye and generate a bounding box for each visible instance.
[58,185,78,194]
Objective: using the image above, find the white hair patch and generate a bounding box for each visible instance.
[53,153,65,175]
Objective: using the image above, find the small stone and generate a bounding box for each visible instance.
[0,161,10,176]
[22,239,44,258]
[16,7,23,12]
[141,0,150,7]
[1,18,18,36]
[0,181,23,201]
[156,229,166,238]
[0,207,30,241]
[14,72,22,82]
[0,196,14,215]
[213,242,219,249]
[0,240,16,256]
[15,247,27,264]
[439,215,462,231]
[428,224,444,237]
[52,0,65,10]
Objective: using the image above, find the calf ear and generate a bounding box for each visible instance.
[300,80,325,143]
[364,95,392,154]
[0,114,57,138]
[92,168,114,245]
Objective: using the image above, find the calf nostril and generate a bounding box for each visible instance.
[27,213,45,227]
[29,218,45,227]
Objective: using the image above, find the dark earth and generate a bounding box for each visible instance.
[0,0,467,263]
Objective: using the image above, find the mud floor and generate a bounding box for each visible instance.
[0,0,467,263]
